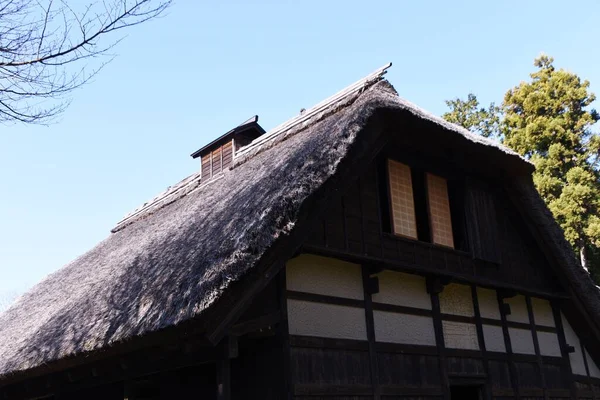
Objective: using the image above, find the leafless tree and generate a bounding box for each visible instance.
[0,0,170,124]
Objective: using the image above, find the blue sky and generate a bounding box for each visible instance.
[1,0,599,307]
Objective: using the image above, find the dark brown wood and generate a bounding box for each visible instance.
[472,285,492,400]
[464,178,502,264]
[286,290,364,309]
[361,265,380,399]
[581,334,598,400]
[372,301,432,317]
[302,243,569,301]
[230,311,281,336]
[429,283,450,400]
[553,300,579,400]
[278,269,293,400]
[217,357,230,400]
[525,295,549,400]
[497,291,521,400]
[2,342,222,400]
[289,335,370,351]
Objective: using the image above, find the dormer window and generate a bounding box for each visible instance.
[385,159,458,250]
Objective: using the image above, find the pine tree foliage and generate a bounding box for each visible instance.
[444,55,600,276]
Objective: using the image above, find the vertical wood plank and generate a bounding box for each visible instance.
[552,301,578,400]
[362,265,380,400]
[217,357,230,400]
[581,336,597,400]
[429,280,450,400]
[472,285,492,400]
[526,295,548,400]
[277,269,293,400]
[497,291,521,400]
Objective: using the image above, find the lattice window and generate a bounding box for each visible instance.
[427,173,454,248]
[388,160,417,239]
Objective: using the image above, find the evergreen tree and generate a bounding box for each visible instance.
[442,94,500,139]
[443,55,600,277]
[502,55,600,272]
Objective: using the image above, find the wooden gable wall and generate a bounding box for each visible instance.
[303,159,560,296]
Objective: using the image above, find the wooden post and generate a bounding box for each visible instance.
[525,296,548,400]
[552,301,578,400]
[497,291,521,400]
[581,338,597,400]
[471,285,492,400]
[362,265,380,399]
[216,338,232,400]
[428,277,450,400]
[277,269,293,400]
[216,358,230,400]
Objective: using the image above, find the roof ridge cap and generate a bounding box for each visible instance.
[233,63,391,159]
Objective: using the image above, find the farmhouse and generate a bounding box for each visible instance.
[1,64,600,400]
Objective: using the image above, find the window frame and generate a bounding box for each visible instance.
[382,155,465,251]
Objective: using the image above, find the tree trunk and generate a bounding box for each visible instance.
[581,246,588,271]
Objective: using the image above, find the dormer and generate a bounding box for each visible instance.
[190,115,265,180]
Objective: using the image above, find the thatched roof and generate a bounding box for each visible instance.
[0,70,598,384]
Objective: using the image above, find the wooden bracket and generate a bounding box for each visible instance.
[426,276,450,294]
[498,289,517,299]
[502,303,512,316]
[365,276,380,295]
[367,264,384,275]
[226,336,239,359]
[566,345,576,354]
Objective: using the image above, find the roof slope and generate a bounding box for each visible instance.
[0,76,591,382]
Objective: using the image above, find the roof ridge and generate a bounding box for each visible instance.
[233,63,391,159]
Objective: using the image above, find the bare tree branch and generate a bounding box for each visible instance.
[0,0,171,124]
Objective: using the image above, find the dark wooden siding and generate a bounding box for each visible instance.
[222,141,233,170]
[304,161,560,295]
[201,141,233,181]
[201,154,211,180]
[464,179,502,264]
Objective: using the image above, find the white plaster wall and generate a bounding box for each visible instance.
[286,254,363,300]
[482,324,506,352]
[439,284,474,316]
[372,270,431,309]
[287,299,367,340]
[505,295,530,324]
[562,313,587,376]
[443,321,479,350]
[538,331,561,357]
[373,310,436,346]
[477,288,501,319]
[508,328,536,355]
[531,297,555,327]
[585,348,600,378]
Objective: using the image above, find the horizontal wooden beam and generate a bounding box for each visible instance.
[230,311,281,337]
[302,244,569,300]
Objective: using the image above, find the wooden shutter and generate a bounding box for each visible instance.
[427,173,455,248]
[211,147,222,175]
[388,160,418,239]
[464,179,502,263]
[201,156,211,180]
[222,141,233,170]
